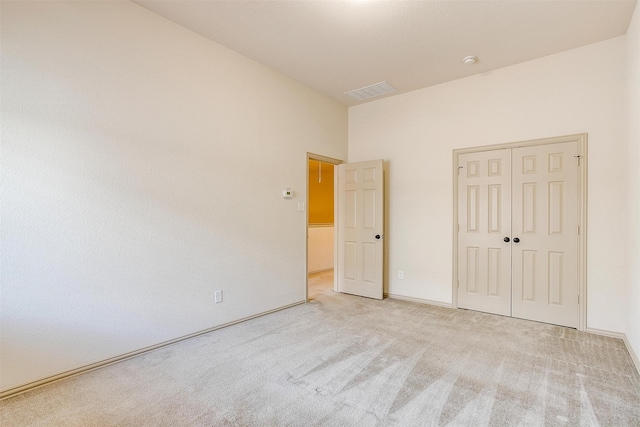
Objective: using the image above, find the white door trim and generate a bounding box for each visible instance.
[306,153,343,302]
[452,134,588,331]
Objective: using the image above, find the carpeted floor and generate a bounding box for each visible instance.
[1,271,639,426]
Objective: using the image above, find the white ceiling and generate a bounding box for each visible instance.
[133,0,637,106]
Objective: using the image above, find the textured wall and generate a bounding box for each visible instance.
[0,1,347,391]
[349,37,628,332]
[308,160,335,224]
[625,4,640,363]
[308,226,334,273]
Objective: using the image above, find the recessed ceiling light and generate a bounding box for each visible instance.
[463,56,478,65]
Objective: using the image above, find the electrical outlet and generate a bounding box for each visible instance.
[398,270,404,279]
[215,290,223,304]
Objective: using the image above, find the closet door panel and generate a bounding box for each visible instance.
[511,142,579,328]
[457,150,512,316]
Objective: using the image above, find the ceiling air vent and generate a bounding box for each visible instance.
[345,81,397,101]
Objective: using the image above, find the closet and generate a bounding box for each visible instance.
[455,136,586,328]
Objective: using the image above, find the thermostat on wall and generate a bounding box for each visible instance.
[283,188,293,199]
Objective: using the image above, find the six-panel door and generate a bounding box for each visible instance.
[511,142,579,327]
[337,160,384,300]
[457,142,579,328]
[458,149,512,316]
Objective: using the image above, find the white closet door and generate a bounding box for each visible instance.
[457,149,512,316]
[456,141,580,328]
[511,142,579,328]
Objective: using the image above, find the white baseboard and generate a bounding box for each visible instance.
[623,334,640,376]
[308,268,333,275]
[585,327,625,339]
[586,328,640,376]
[385,293,452,309]
[0,301,305,400]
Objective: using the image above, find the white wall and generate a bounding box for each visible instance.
[0,1,347,392]
[349,37,628,332]
[626,5,640,364]
[308,226,334,273]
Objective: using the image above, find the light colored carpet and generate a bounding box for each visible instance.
[1,271,639,426]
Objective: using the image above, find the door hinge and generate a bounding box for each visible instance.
[457,224,460,231]
[457,280,460,289]
[574,155,582,166]
[577,225,580,235]
[577,295,580,304]
[458,166,463,175]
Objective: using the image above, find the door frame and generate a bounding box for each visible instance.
[306,153,343,302]
[452,133,588,331]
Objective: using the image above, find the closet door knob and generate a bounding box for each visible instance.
[503,237,510,243]
[513,237,520,243]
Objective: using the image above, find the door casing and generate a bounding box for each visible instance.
[452,134,588,331]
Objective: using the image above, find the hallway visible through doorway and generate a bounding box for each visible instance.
[308,270,333,301]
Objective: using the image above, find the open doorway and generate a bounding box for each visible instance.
[306,154,341,301]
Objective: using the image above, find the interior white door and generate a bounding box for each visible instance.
[457,149,512,316]
[511,142,579,327]
[337,160,384,299]
[456,141,580,328]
